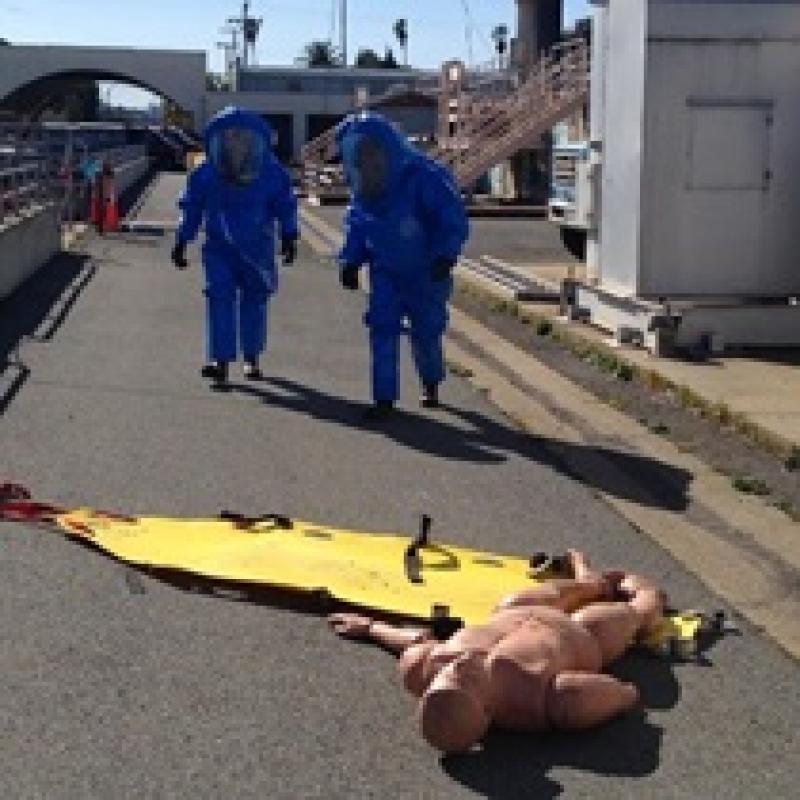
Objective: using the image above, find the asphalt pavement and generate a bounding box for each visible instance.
[0,175,797,799]
[309,202,576,267]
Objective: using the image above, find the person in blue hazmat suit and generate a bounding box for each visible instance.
[171,107,298,385]
[336,112,468,420]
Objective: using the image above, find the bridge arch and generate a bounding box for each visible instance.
[0,45,206,130]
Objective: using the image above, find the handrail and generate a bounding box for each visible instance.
[0,160,53,224]
[301,124,339,167]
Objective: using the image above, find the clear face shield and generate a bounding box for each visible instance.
[211,126,265,187]
[344,134,389,201]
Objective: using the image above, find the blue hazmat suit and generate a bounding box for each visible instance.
[176,107,298,363]
[336,112,468,404]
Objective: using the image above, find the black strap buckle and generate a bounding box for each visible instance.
[220,510,294,530]
[431,603,464,641]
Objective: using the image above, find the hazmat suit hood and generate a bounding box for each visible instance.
[204,106,275,187]
[336,112,416,205]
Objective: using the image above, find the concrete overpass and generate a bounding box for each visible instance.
[0,45,207,130]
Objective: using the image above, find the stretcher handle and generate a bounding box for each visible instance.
[404,515,433,584]
[406,514,432,558]
[219,510,294,530]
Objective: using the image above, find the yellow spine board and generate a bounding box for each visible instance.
[56,509,702,653]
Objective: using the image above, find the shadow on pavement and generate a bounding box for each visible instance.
[232,377,692,512]
[443,707,664,799]
[0,251,94,413]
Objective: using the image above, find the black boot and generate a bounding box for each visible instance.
[420,383,439,409]
[362,400,394,423]
[244,358,263,381]
[201,361,229,387]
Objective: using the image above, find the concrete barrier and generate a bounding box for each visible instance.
[0,157,150,303]
[0,204,61,301]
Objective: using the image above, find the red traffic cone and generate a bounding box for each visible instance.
[104,189,119,232]
[90,188,101,226]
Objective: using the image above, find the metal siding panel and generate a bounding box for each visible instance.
[599,0,648,295]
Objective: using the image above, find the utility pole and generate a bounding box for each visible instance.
[227,2,263,68]
[393,18,409,67]
[340,0,348,67]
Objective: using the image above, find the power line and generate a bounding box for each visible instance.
[458,0,475,66]
[458,0,496,66]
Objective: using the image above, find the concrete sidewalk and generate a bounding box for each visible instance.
[516,261,800,453]
[0,174,797,798]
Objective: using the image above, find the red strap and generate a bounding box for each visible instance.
[0,499,65,524]
[0,483,134,527]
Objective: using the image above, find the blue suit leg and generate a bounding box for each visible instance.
[408,277,451,387]
[203,248,237,362]
[366,272,404,404]
[237,261,272,360]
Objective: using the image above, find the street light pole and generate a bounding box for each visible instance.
[340,0,348,66]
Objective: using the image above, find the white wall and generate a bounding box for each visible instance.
[597,0,800,299]
[0,206,61,301]
[641,1,800,297]
[597,0,648,296]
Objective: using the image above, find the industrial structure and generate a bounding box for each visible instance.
[568,0,800,352]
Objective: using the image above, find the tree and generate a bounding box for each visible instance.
[301,40,339,68]
[355,48,383,69]
[382,47,398,69]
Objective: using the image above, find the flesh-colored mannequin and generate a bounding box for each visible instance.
[329,550,665,753]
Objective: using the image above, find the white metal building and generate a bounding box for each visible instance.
[575,0,800,351]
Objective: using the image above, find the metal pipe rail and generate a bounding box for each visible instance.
[0,160,54,225]
[0,129,148,225]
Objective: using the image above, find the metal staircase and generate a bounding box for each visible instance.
[300,36,589,194]
[432,37,589,189]
[300,122,339,173]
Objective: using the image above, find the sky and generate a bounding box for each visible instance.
[1,0,590,106]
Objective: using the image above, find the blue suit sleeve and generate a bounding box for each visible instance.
[420,166,469,262]
[176,163,209,245]
[273,165,299,241]
[338,204,369,271]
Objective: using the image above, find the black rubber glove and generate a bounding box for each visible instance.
[341,266,360,291]
[281,236,297,266]
[171,241,188,270]
[431,256,456,282]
